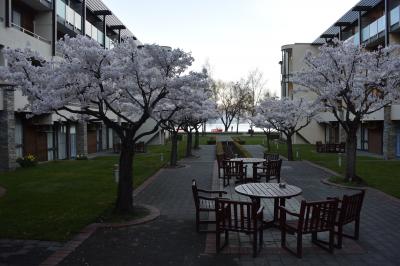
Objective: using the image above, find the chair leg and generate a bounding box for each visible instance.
[253,231,258,257]
[196,212,200,233]
[337,225,343,249]
[225,230,229,245]
[354,217,360,240]
[281,227,286,248]
[329,229,335,253]
[311,232,317,243]
[216,230,220,253]
[297,233,303,258]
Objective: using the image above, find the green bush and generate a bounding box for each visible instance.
[16,154,38,168]
[232,137,245,145]
[207,136,216,145]
[216,142,224,156]
[232,141,252,158]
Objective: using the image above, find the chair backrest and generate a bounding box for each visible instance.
[298,199,338,233]
[216,198,261,232]
[192,179,199,209]
[222,160,244,176]
[264,153,279,161]
[266,159,282,178]
[339,190,365,225]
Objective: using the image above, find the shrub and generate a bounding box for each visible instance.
[76,154,88,160]
[207,136,216,145]
[232,141,252,158]
[216,142,224,156]
[16,154,38,168]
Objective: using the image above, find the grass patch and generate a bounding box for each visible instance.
[0,141,185,241]
[269,143,400,198]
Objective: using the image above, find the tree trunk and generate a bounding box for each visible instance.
[286,135,293,161]
[170,131,179,166]
[194,129,200,150]
[345,128,358,182]
[236,116,239,134]
[115,138,135,214]
[186,131,193,157]
[266,133,271,151]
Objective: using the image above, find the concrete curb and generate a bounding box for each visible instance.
[40,204,160,266]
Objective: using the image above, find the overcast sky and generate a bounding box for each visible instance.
[102,0,359,96]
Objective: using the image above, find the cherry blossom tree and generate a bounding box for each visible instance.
[257,97,319,161]
[250,113,274,151]
[0,35,200,213]
[294,40,400,181]
[157,70,214,164]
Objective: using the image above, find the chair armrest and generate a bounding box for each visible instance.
[198,189,227,197]
[327,196,341,202]
[278,206,300,217]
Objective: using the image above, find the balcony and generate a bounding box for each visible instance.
[390,6,400,31]
[343,32,360,47]
[56,0,82,32]
[361,15,385,44]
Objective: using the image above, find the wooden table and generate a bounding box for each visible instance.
[235,183,302,228]
[230,158,266,180]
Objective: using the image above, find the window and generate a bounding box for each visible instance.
[12,9,21,27]
[57,125,67,159]
[15,118,23,158]
[69,125,77,158]
[47,132,54,161]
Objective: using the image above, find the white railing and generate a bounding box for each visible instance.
[11,23,51,44]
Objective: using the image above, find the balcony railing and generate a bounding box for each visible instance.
[11,22,51,44]
[56,0,82,31]
[361,15,385,43]
[390,6,400,27]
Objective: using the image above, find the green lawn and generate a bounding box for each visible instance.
[0,141,185,241]
[269,143,400,198]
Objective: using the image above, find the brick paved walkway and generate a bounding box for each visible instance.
[54,144,400,265]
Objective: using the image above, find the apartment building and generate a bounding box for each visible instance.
[0,0,164,171]
[280,0,400,158]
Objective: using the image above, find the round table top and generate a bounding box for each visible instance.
[235,183,302,199]
[230,157,266,164]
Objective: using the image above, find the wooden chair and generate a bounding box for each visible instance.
[328,190,365,248]
[254,159,282,183]
[216,198,264,257]
[192,179,228,233]
[263,153,279,161]
[222,160,247,187]
[279,199,339,258]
